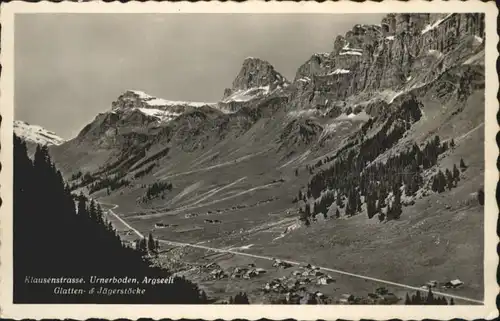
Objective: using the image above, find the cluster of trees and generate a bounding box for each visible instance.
[130,146,170,172]
[135,232,160,255]
[430,159,467,193]
[142,181,173,201]
[70,171,99,190]
[134,163,156,179]
[14,135,207,304]
[70,145,171,196]
[88,175,131,194]
[404,289,454,305]
[70,171,83,181]
[95,146,147,177]
[298,131,451,224]
[229,292,250,304]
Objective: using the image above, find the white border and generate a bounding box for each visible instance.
[1,1,498,320]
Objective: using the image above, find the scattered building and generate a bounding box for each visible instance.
[273,259,292,269]
[444,279,464,288]
[317,275,335,285]
[256,268,266,274]
[339,294,355,304]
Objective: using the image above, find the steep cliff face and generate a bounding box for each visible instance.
[290,13,485,114]
[225,57,289,95]
[219,57,290,113]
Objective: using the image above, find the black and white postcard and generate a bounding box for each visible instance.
[0,1,498,319]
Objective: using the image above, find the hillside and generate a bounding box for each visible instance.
[48,13,485,304]
[13,136,207,304]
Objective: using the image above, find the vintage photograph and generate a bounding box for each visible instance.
[0,1,497,320]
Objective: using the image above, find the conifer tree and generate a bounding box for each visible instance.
[477,188,484,206]
[405,293,411,305]
[336,193,344,208]
[199,290,208,303]
[147,233,156,253]
[356,190,362,213]
[441,141,448,153]
[445,169,454,190]
[453,164,460,182]
[460,158,467,171]
[426,288,434,304]
[391,191,402,220]
[415,291,422,304]
[437,170,446,193]
[450,138,456,149]
[366,193,377,219]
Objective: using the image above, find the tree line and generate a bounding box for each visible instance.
[404,288,454,305]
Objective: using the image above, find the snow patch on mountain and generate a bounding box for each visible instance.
[328,69,351,75]
[336,111,371,121]
[129,90,215,108]
[297,77,311,83]
[421,13,454,35]
[340,51,363,56]
[14,120,65,146]
[222,85,271,103]
[136,108,181,122]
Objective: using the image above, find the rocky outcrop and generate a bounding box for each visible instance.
[225,57,288,95]
[219,57,290,113]
[289,13,485,114]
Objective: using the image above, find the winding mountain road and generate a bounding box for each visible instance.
[104,203,483,304]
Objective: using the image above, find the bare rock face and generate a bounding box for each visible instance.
[289,13,485,115]
[219,57,290,114]
[224,57,289,98]
[233,57,287,90]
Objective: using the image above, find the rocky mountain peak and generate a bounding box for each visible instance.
[223,57,289,100]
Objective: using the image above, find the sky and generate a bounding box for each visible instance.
[15,13,385,139]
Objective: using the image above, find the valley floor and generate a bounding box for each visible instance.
[99,152,484,305]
